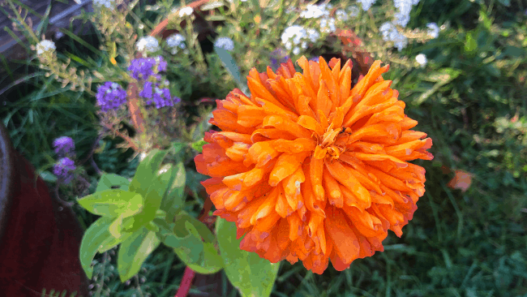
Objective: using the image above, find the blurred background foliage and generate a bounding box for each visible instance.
[0,0,526,296]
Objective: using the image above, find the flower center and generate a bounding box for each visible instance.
[313,125,349,160]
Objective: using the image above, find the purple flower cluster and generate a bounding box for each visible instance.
[128,56,167,80]
[53,136,75,156]
[270,48,289,70]
[53,157,76,184]
[309,57,319,62]
[139,81,181,109]
[96,82,127,112]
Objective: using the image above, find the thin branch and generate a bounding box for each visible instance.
[102,122,140,152]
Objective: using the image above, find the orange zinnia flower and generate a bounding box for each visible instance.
[195,57,433,274]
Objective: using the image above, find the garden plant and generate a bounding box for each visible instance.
[1,0,526,296]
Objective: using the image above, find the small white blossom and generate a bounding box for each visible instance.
[415,54,427,66]
[335,9,348,21]
[306,28,320,43]
[320,18,336,33]
[281,25,308,52]
[36,40,56,55]
[379,22,408,51]
[349,6,360,17]
[179,7,194,17]
[300,4,330,19]
[136,36,160,54]
[427,22,440,39]
[214,37,235,51]
[393,0,417,28]
[93,0,115,9]
[292,47,301,55]
[358,0,376,11]
[166,34,186,55]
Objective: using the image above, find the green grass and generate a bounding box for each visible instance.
[1,0,526,296]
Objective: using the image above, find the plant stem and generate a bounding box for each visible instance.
[102,122,140,151]
[174,267,195,297]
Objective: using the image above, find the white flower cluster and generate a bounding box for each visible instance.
[358,0,376,11]
[335,5,359,22]
[93,0,115,9]
[380,22,408,51]
[415,53,427,66]
[393,0,420,28]
[136,36,160,54]
[166,34,186,55]
[36,40,56,55]
[179,6,194,17]
[214,37,235,52]
[281,25,319,55]
[299,3,331,19]
[427,23,440,39]
[320,18,336,34]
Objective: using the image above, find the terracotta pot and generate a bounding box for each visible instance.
[0,121,89,296]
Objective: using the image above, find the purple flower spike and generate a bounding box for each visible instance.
[96,82,127,112]
[128,56,167,81]
[143,84,177,109]
[53,157,76,184]
[53,136,75,156]
[309,57,319,62]
[157,56,167,72]
[139,81,153,99]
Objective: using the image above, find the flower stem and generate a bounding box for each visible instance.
[174,267,195,297]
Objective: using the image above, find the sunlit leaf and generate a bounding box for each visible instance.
[117,227,160,282]
[129,149,169,196]
[216,218,279,297]
[79,217,114,279]
[95,173,130,193]
[77,190,143,218]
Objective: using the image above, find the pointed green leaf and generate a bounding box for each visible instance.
[123,172,169,232]
[160,162,186,222]
[77,190,143,218]
[214,46,248,94]
[157,212,222,274]
[216,218,279,297]
[95,173,130,193]
[109,215,124,239]
[129,149,169,196]
[79,217,114,279]
[117,227,160,282]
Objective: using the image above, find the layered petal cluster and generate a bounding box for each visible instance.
[195,57,433,274]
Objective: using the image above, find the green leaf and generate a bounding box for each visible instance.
[214,46,248,94]
[160,162,186,222]
[129,149,169,196]
[123,172,169,232]
[40,171,57,183]
[216,218,279,297]
[464,32,478,54]
[95,173,130,193]
[77,190,143,218]
[171,141,186,156]
[117,227,160,282]
[109,215,124,239]
[158,212,223,274]
[415,68,461,105]
[191,139,207,153]
[79,217,115,279]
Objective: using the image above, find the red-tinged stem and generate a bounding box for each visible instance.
[174,267,196,297]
